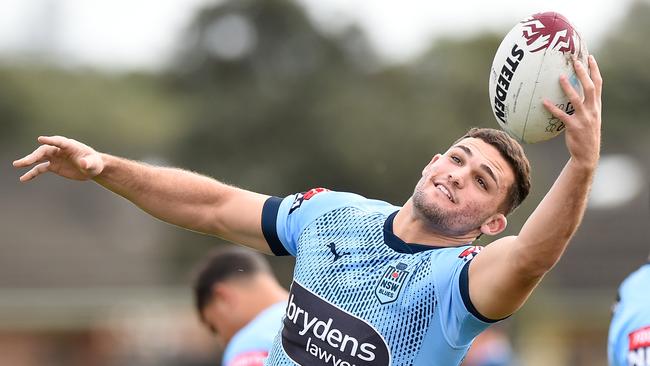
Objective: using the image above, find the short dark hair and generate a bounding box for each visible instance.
[192,246,271,317]
[454,127,531,215]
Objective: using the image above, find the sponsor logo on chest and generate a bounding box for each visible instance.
[282,281,391,366]
[374,262,409,305]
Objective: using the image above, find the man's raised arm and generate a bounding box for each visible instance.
[13,136,272,253]
[468,55,603,320]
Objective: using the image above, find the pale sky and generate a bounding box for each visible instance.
[0,0,641,70]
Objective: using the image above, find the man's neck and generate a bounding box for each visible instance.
[245,276,289,317]
[223,277,288,344]
[393,200,478,247]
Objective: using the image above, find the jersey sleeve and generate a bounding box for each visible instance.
[261,189,364,256]
[433,247,502,348]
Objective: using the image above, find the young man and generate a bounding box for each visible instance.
[13,56,602,365]
[608,255,650,366]
[193,246,287,366]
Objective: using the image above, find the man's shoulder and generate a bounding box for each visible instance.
[425,244,483,263]
[286,189,397,218]
[620,263,650,299]
[236,301,286,340]
[224,302,286,364]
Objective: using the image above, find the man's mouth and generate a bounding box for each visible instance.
[435,184,455,203]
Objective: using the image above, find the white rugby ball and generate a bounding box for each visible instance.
[489,12,589,143]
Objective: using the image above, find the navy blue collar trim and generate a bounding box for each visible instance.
[383,211,446,254]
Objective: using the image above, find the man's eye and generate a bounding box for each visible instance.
[477,177,487,190]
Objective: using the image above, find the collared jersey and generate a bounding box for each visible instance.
[608,263,650,366]
[223,301,286,366]
[261,190,498,366]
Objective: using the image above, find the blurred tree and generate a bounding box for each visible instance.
[168,0,370,192]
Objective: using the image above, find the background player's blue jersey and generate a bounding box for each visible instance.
[608,263,650,366]
[223,301,286,366]
[261,189,499,366]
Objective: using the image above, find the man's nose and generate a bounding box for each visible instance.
[448,172,464,188]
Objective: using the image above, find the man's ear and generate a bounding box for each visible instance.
[480,214,507,236]
[422,154,442,176]
[211,283,233,308]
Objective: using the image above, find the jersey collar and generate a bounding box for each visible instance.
[383,211,448,254]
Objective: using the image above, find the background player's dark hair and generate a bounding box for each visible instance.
[454,127,531,215]
[192,246,272,319]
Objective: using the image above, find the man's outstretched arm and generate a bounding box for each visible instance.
[13,136,272,253]
[468,55,603,320]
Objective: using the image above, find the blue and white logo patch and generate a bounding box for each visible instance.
[374,263,409,305]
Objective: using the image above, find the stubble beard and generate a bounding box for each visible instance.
[412,184,486,237]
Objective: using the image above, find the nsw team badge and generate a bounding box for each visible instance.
[375,263,409,305]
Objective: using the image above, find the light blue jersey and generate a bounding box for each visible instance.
[608,263,650,366]
[223,301,286,366]
[261,189,499,366]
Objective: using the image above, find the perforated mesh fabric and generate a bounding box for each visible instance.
[266,207,440,365]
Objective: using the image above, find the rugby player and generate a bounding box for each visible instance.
[194,246,287,366]
[608,255,650,366]
[13,56,602,365]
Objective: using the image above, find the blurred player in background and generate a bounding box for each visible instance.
[462,327,516,366]
[13,56,602,365]
[608,254,650,366]
[194,246,287,366]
